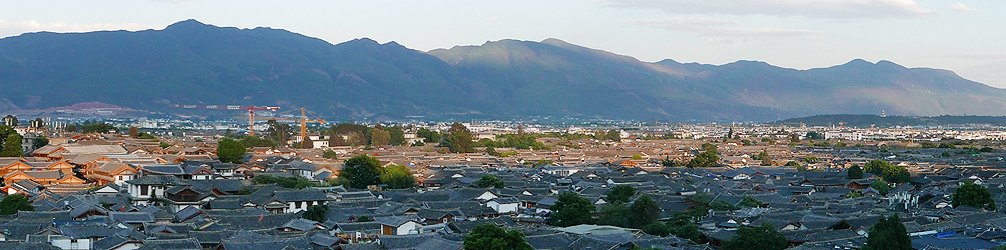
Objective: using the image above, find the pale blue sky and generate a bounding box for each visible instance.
[1,0,1004,87]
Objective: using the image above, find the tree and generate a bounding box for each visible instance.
[666,213,704,243]
[738,196,762,207]
[687,151,719,168]
[65,124,77,132]
[32,135,49,149]
[463,223,533,250]
[784,161,800,167]
[301,137,314,149]
[952,182,996,210]
[871,179,891,196]
[0,194,34,215]
[387,126,406,146]
[721,223,789,250]
[341,155,382,189]
[445,122,474,153]
[381,164,416,189]
[416,128,441,143]
[371,129,390,146]
[643,222,671,237]
[865,160,910,183]
[216,138,246,164]
[548,192,595,227]
[475,175,505,188]
[322,150,338,160]
[848,164,864,179]
[597,203,630,227]
[629,195,661,228]
[862,215,912,250]
[606,185,636,204]
[303,205,329,222]
[265,119,294,145]
[159,142,170,149]
[805,131,823,140]
[758,150,773,166]
[128,126,139,138]
[1,133,23,157]
[606,129,621,141]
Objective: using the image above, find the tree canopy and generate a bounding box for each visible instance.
[303,204,328,222]
[445,122,474,153]
[848,164,864,179]
[721,223,789,250]
[1,132,24,157]
[216,138,246,164]
[687,150,719,168]
[865,160,910,183]
[0,194,34,215]
[475,175,505,188]
[629,195,661,228]
[548,192,596,227]
[606,185,636,204]
[340,155,382,189]
[952,182,996,211]
[380,164,416,189]
[863,215,912,250]
[871,179,891,196]
[463,223,533,250]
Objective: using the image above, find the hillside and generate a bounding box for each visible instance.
[1,20,1004,121]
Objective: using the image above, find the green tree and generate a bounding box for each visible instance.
[445,122,474,153]
[548,192,596,227]
[416,128,441,143]
[65,124,77,132]
[381,164,416,189]
[463,223,533,250]
[322,150,338,160]
[871,179,891,196]
[301,137,314,149]
[643,222,671,237]
[159,142,170,149]
[265,119,294,145]
[0,194,34,215]
[606,185,636,204]
[758,151,773,166]
[387,126,406,146]
[629,195,661,228]
[952,182,996,210]
[687,151,719,168]
[848,164,864,179]
[240,135,278,148]
[784,161,800,167]
[666,214,704,243]
[721,223,789,250]
[371,129,391,146]
[865,160,910,183]
[303,205,329,222]
[862,215,912,250]
[1,133,24,157]
[32,135,49,149]
[597,203,630,228]
[340,155,382,189]
[806,131,823,140]
[606,129,621,141]
[2,115,17,127]
[738,196,762,207]
[475,175,505,188]
[216,138,246,164]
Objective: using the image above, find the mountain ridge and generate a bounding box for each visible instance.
[0,20,1003,121]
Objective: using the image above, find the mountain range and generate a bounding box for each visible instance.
[1,19,1003,122]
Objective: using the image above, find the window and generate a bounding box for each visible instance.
[140,185,148,196]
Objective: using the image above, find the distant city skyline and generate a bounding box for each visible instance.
[1,0,1003,88]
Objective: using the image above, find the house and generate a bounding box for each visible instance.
[377,216,422,235]
[487,197,520,214]
[125,175,188,205]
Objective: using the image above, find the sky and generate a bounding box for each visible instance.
[1,0,1004,87]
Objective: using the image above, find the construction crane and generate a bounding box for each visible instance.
[169,104,280,136]
[234,108,325,141]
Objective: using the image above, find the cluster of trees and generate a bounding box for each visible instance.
[216,138,247,164]
[327,123,408,147]
[338,155,415,189]
[952,182,996,211]
[751,150,773,166]
[78,121,118,134]
[0,194,34,215]
[862,215,912,250]
[547,186,665,237]
[462,223,533,250]
[864,160,910,183]
[253,175,321,189]
[475,175,505,188]
[848,164,864,179]
[303,204,329,222]
[593,129,622,141]
[0,125,23,157]
[475,133,547,150]
[687,143,719,168]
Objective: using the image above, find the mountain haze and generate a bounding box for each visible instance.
[0,20,1003,121]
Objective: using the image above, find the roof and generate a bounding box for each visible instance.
[109,212,155,224]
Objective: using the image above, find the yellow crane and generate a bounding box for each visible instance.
[234,108,325,141]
